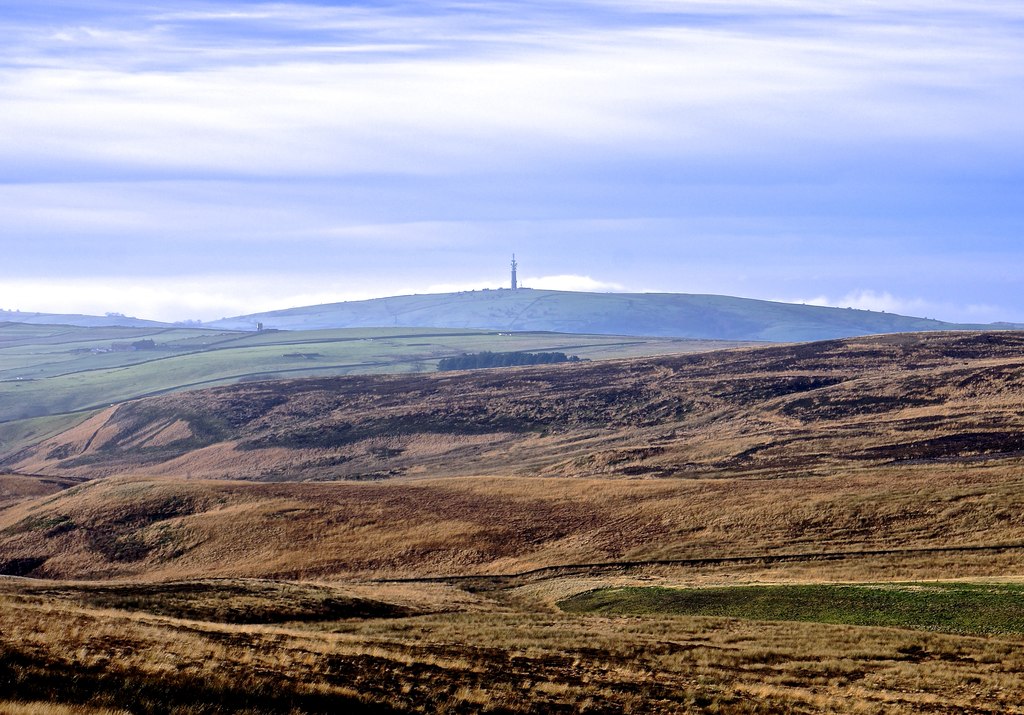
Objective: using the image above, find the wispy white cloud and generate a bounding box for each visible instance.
[1,1,1022,323]
[0,272,628,323]
[793,290,1006,324]
[798,290,933,315]
[0,275,400,323]
[1,1,1021,179]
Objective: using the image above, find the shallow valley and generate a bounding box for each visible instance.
[4,331,1024,712]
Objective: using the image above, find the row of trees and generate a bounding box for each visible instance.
[437,351,582,371]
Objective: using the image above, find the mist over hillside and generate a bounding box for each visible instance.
[206,289,1012,342]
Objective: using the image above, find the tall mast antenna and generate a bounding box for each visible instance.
[511,254,518,291]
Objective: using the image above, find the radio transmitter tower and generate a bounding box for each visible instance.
[511,254,518,291]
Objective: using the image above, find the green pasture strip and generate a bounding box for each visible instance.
[0,347,206,380]
[0,324,219,348]
[0,325,242,381]
[558,583,1024,636]
[0,329,649,422]
[0,411,98,458]
[215,326,489,345]
[0,349,366,421]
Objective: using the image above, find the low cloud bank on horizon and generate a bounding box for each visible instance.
[0,274,631,323]
[1,1,1021,323]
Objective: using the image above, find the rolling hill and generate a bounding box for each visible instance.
[0,310,169,328]
[7,330,1024,580]
[207,288,1017,341]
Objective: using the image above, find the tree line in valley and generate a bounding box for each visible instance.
[437,351,583,371]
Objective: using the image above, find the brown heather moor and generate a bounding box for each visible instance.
[4,331,1024,712]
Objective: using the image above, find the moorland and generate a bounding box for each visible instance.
[3,330,1024,712]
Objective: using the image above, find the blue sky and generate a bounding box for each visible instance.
[1,1,1022,322]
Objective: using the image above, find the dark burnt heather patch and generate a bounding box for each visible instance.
[0,556,47,576]
[938,331,1024,359]
[781,393,941,421]
[19,580,418,624]
[949,363,1024,397]
[0,641,400,715]
[708,375,845,403]
[238,411,541,451]
[692,331,1024,376]
[854,432,1024,463]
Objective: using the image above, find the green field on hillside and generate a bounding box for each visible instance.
[558,583,1024,636]
[0,322,747,458]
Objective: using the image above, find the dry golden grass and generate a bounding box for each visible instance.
[4,580,1024,714]
[3,459,1024,581]
[0,702,128,714]
[0,474,80,511]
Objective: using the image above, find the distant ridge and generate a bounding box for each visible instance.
[0,309,169,329]
[206,289,1016,342]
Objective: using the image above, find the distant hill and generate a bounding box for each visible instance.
[206,289,1016,341]
[7,291,1020,342]
[0,310,169,329]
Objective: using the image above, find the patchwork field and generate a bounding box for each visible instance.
[3,331,1024,712]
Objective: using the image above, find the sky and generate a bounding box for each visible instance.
[1,0,1022,323]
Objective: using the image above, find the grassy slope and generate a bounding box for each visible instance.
[207,288,1010,341]
[4,576,1024,714]
[558,583,1024,636]
[3,467,1024,582]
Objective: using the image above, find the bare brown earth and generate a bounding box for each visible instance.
[5,331,1024,712]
